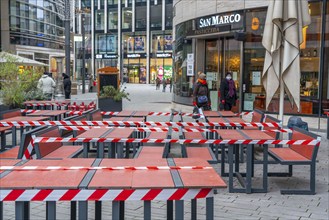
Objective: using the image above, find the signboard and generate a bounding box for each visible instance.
[187,63,194,76]
[252,71,261,85]
[187,53,194,62]
[125,53,147,58]
[156,53,172,58]
[197,12,242,29]
[95,54,118,59]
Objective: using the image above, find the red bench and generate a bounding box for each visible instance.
[32,126,83,159]
[268,126,321,194]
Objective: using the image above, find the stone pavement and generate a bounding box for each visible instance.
[2,84,328,219]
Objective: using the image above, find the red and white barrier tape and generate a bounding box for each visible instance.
[324,111,329,116]
[0,120,282,128]
[22,134,36,160]
[32,137,321,146]
[66,111,253,117]
[57,126,292,134]
[21,110,40,114]
[0,166,212,171]
[25,103,68,107]
[0,188,214,202]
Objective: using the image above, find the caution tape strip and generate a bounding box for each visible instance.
[0,166,213,171]
[56,126,292,133]
[324,111,329,116]
[65,111,253,117]
[32,137,321,146]
[0,120,282,128]
[0,188,214,202]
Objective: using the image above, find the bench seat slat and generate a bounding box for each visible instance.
[269,148,310,163]
[136,146,164,159]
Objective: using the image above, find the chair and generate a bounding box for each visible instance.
[0,108,22,119]
[244,108,265,130]
[268,126,321,194]
[0,108,23,148]
[88,109,103,121]
[32,126,83,159]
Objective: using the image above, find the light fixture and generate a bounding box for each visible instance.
[300,26,308,49]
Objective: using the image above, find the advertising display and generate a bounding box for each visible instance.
[134,36,145,52]
[98,35,106,53]
[106,35,117,53]
[164,35,172,51]
[127,37,134,53]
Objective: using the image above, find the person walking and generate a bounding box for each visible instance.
[37,72,56,100]
[62,73,71,99]
[155,76,161,90]
[220,72,237,110]
[162,78,167,92]
[193,72,211,110]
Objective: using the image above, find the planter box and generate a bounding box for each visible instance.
[98,98,122,112]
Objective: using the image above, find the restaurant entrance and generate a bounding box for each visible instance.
[205,37,241,111]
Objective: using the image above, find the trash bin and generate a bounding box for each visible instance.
[287,116,309,131]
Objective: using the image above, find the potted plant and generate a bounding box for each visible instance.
[98,85,130,112]
[0,54,43,109]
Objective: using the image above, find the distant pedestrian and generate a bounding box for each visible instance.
[168,78,172,93]
[155,77,161,90]
[220,72,237,110]
[37,72,56,100]
[162,78,167,92]
[62,73,71,99]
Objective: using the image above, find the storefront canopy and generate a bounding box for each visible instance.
[0,52,47,66]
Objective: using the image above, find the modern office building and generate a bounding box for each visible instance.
[87,0,173,84]
[172,0,329,116]
[0,0,70,72]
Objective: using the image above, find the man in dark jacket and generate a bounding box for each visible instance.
[62,73,71,99]
[193,73,211,109]
[220,72,237,110]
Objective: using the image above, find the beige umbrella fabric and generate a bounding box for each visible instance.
[0,52,47,66]
[262,0,311,115]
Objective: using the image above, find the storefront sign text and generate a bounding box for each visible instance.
[199,13,241,28]
[156,53,172,58]
[95,54,118,59]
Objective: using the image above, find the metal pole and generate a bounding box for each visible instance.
[318,0,327,130]
[82,13,86,94]
[64,0,71,78]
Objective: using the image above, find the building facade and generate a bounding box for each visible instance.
[90,0,173,84]
[0,0,69,73]
[172,0,329,116]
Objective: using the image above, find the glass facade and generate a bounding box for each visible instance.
[93,0,173,84]
[173,0,329,116]
[9,0,65,50]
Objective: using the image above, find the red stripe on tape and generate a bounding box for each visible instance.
[32,189,53,201]
[142,189,162,200]
[195,188,211,199]
[3,189,25,201]
[168,189,188,200]
[88,189,109,201]
[59,189,81,201]
[114,189,135,201]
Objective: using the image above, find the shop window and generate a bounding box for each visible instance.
[122,7,132,30]
[95,10,105,30]
[150,4,162,28]
[108,8,118,29]
[136,6,146,29]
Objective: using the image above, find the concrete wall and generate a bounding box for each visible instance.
[173,0,269,27]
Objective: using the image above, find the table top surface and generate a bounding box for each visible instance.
[0,116,50,122]
[0,159,95,188]
[147,131,168,139]
[24,100,70,104]
[207,117,246,124]
[27,110,68,116]
[216,129,275,140]
[0,127,12,132]
[104,127,134,138]
[76,127,112,138]
[0,158,227,190]
[204,111,236,117]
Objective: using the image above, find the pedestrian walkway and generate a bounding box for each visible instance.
[2,83,328,219]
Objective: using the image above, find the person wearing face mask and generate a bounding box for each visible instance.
[220,72,237,110]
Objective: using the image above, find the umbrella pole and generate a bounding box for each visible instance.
[279,74,284,123]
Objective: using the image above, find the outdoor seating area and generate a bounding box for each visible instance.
[0,108,323,219]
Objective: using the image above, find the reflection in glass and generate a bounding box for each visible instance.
[122,8,132,29]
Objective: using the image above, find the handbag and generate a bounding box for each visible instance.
[197,95,208,104]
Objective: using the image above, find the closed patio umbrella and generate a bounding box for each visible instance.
[262,0,311,120]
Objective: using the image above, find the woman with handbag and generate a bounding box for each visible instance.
[193,73,211,110]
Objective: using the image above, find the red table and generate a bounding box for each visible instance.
[24,100,70,110]
[27,110,68,120]
[104,128,134,158]
[0,158,226,220]
[0,116,49,146]
[204,110,236,117]
[0,127,12,150]
[216,129,274,193]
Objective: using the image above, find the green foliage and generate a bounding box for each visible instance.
[0,53,43,108]
[100,86,130,102]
